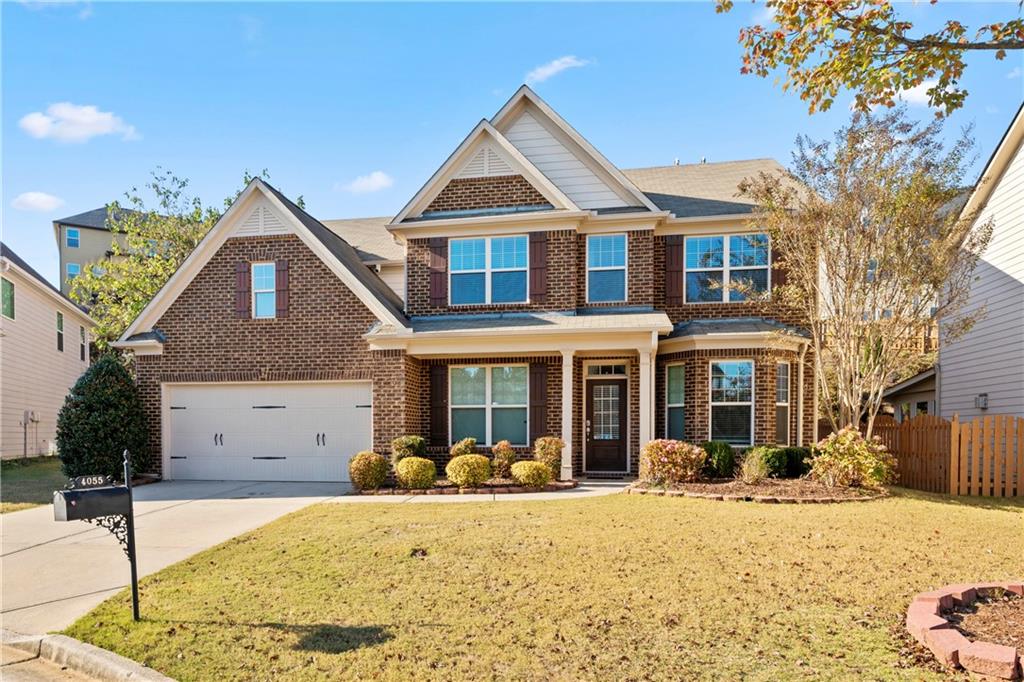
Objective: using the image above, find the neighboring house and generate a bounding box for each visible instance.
[322,217,405,298]
[0,243,94,459]
[938,103,1024,419]
[882,367,936,423]
[53,206,135,296]
[113,85,815,483]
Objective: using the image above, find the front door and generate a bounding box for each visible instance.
[586,378,628,472]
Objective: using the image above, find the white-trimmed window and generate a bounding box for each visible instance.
[66,228,80,248]
[66,263,81,281]
[666,364,685,440]
[252,262,276,319]
[776,362,790,445]
[80,326,87,362]
[1,277,14,320]
[56,311,64,352]
[449,236,528,305]
[709,360,753,445]
[685,233,769,302]
[586,234,627,303]
[450,365,528,445]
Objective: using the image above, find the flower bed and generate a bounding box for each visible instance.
[627,478,886,503]
[358,478,578,495]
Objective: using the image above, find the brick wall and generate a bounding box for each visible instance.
[424,175,550,214]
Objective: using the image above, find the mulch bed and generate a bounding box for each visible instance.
[946,592,1023,652]
[628,478,885,503]
[359,478,578,495]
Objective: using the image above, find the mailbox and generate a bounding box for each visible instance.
[54,486,130,522]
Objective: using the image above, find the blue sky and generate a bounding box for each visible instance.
[3,1,1023,285]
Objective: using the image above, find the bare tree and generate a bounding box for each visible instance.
[739,108,992,435]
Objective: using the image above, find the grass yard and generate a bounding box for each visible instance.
[0,456,65,513]
[67,491,1023,681]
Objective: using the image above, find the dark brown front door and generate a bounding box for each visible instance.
[586,378,627,472]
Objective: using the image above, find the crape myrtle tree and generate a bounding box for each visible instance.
[738,108,993,435]
[716,0,1024,116]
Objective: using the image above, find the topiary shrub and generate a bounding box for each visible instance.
[533,436,564,478]
[639,439,706,486]
[391,435,426,466]
[56,355,148,480]
[739,449,770,485]
[511,460,552,488]
[808,427,895,489]
[701,441,736,478]
[449,437,477,457]
[395,456,436,489]
[349,451,389,490]
[446,454,491,488]
[490,440,516,479]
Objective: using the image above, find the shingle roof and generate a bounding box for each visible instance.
[322,217,404,263]
[399,310,673,336]
[622,159,790,218]
[1,241,89,313]
[54,206,141,230]
[667,317,810,339]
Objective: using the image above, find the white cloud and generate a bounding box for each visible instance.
[336,171,394,194]
[525,56,590,85]
[1008,66,1022,80]
[19,102,139,143]
[12,191,65,212]
[898,80,937,107]
[19,1,92,19]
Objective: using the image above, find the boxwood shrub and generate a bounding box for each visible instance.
[390,435,426,466]
[395,456,436,489]
[449,437,477,457]
[511,460,552,488]
[756,446,813,478]
[445,454,491,488]
[700,441,736,478]
[349,451,389,490]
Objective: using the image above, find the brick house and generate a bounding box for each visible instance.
[114,85,815,482]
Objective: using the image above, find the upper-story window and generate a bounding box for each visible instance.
[685,233,769,303]
[449,236,527,305]
[56,311,64,352]
[586,234,627,303]
[1,278,14,320]
[66,263,81,281]
[66,228,80,248]
[251,262,277,319]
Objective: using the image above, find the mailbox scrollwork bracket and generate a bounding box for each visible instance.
[87,514,131,558]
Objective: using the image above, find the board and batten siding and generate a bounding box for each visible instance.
[939,134,1024,419]
[0,268,91,458]
[504,111,629,210]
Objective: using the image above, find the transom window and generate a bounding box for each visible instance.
[66,228,80,248]
[709,360,753,446]
[66,263,81,281]
[666,364,685,440]
[685,233,769,303]
[450,365,528,445]
[252,262,276,319]
[586,234,627,303]
[1,278,13,320]
[776,362,790,445]
[587,364,626,376]
[449,236,528,305]
[56,311,64,352]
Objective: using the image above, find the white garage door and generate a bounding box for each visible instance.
[166,383,371,482]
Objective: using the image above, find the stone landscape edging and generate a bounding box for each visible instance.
[359,480,579,495]
[906,581,1024,680]
[624,485,887,504]
[2,628,175,681]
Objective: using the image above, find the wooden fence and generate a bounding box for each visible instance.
[870,413,1024,497]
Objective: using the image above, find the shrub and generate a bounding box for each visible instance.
[778,446,812,478]
[808,427,896,489]
[56,355,148,480]
[395,456,436,489]
[511,460,552,488]
[349,451,389,490]
[390,435,426,466]
[533,436,564,478]
[639,440,706,486]
[701,441,736,478]
[449,437,477,457]
[490,440,517,479]
[446,454,492,488]
[739,450,770,485]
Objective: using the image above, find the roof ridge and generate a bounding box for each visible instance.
[623,157,779,172]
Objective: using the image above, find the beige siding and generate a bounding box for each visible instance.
[58,225,126,295]
[939,136,1024,418]
[376,263,405,300]
[0,269,91,458]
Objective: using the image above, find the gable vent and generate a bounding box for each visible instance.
[455,145,514,179]
[233,201,290,237]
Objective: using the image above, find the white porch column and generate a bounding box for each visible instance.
[638,350,653,448]
[560,349,574,481]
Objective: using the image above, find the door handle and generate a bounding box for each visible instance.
[316,433,321,446]
[322,433,326,446]
[218,433,224,446]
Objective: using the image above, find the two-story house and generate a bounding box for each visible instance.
[113,86,814,483]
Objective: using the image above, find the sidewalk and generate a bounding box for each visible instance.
[324,479,630,504]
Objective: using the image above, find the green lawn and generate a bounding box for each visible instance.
[66,491,1022,681]
[1,456,65,513]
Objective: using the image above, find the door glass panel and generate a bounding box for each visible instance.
[593,384,620,440]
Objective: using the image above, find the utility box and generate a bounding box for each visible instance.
[53,486,130,522]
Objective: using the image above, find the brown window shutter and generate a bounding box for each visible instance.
[771,244,788,289]
[529,362,548,445]
[235,262,250,318]
[429,364,448,446]
[275,259,289,318]
[428,237,447,307]
[529,232,548,303]
[665,235,685,305]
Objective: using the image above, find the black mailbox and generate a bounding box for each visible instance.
[54,486,131,522]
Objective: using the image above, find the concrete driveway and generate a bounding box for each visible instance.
[1,480,345,635]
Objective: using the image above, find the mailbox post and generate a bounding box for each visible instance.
[54,450,140,621]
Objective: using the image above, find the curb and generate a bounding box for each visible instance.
[624,485,887,504]
[2,629,174,681]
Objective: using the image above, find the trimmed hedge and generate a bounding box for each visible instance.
[349,451,389,490]
[446,454,491,488]
[395,456,436,489]
[390,435,426,466]
[701,441,736,478]
[511,460,552,488]
[639,439,706,486]
[757,446,812,479]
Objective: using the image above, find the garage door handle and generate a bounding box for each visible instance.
[316,433,321,446]
[322,433,326,446]
[253,456,286,460]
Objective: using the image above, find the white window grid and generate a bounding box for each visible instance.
[684,233,770,303]
[708,359,755,445]
[776,362,790,445]
[66,228,80,248]
[66,263,81,280]
[665,363,685,439]
[251,262,276,319]
[585,233,628,303]
[56,311,64,352]
[449,364,529,446]
[448,236,528,305]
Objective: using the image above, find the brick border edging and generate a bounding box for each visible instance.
[623,484,887,504]
[907,581,1024,680]
[358,480,579,495]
